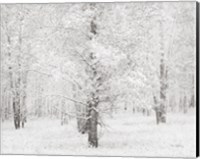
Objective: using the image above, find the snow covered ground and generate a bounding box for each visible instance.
[1,111,196,157]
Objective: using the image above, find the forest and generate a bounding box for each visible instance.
[0,2,196,157]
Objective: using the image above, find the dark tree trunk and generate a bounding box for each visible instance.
[158,3,167,123]
[159,55,167,123]
[86,9,99,147]
[87,99,98,148]
[13,100,21,129]
[13,101,18,129]
[21,94,27,128]
[12,72,26,129]
[156,109,160,124]
[132,107,135,114]
[189,94,194,108]
[183,95,187,114]
[12,81,21,129]
[189,75,195,108]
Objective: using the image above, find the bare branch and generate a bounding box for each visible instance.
[26,69,52,77]
[64,112,91,120]
[74,50,94,70]
[45,94,87,106]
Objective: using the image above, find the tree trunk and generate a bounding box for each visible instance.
[82,5,100,147]
[153,95,164,124]
[21,94,27,128]
[10,68,21,129]
[189,94,194,108]
[159,3,167,123]
[13,99,21,129]
[183,95,187,114]
[87,99,98,148]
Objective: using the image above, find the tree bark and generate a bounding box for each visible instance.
[87,97,98,148]
[158,3,167,123]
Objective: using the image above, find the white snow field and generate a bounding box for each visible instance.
[1,111,196,157]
